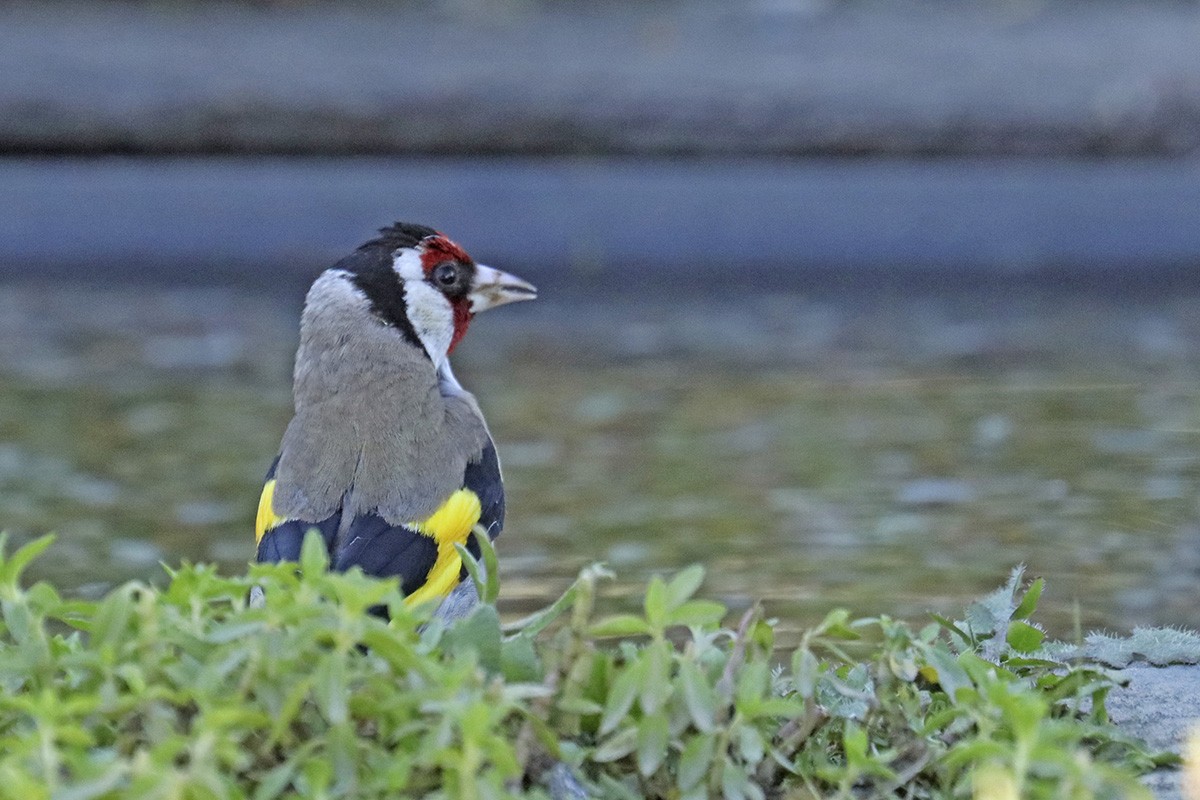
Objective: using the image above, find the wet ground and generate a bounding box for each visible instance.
[2,280,1198,643]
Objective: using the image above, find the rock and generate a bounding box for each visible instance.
[1107,664,1200,799]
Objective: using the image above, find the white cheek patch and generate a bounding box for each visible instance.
[392,245,455,364]
[403,280,454,365]
[392,248,426,282]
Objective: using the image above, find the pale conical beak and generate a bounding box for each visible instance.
[468,264,538,313]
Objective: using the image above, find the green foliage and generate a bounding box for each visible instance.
[0,535,1165,798]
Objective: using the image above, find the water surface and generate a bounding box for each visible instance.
[2,282,1198,642]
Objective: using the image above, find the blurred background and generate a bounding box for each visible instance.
[3,0,1200,641]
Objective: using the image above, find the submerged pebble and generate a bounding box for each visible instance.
[143,332,244,370]
[109,538,164,567]
[175,501,242,526]
[895,478,977,507]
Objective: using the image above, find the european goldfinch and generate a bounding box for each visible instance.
[255,222,536,612]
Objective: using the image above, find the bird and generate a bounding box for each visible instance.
[254,222,536,615]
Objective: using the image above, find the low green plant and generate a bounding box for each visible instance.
[0,532,1169,798]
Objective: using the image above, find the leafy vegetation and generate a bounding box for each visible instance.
[0,532,1170,799]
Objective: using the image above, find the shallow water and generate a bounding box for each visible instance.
[1,281,1198,642]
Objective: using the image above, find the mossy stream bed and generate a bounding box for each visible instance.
[1,281,1198,644]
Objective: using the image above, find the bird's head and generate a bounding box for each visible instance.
[333,222,537,366]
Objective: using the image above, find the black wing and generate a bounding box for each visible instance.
[255,455,340,562]
[331,514,439,596]
[465,440,505,540]
[256,439,505,602]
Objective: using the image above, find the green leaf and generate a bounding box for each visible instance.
[515,706,563,761]
[600,660,643,735]
[501,578,579,637]
[663,565,705,611]
[500,634,541,683]
[744,697,803,719]
[205,620,265,644]
[1013,577,1044,620]
[791,647,819,700]
[666,600,726,628]
[639,640,672,715]
[816,664,873,721]
[678,660,717,732]
[252,743,318,800]
[966,565,1025,638]
[589,614,652,638]
[299,529,329,575]
[750,619,774,652]
[931,613,975,649]
[992,682,1046,742]
[267,677,316,744]
[677,732,716,791]
[943,739,1010,772]
[52,765,129,800]
[313,656,348,725]
[90,585,136,650]
[636,714,669,777]
[735,661,769,710]
[360,627,417,670]
[592,726,638,763]
[644,575,668,630]
[721,764,761,800]
[737,725,765,765]
[887,648,919,682]
[456,541,487,602]
[470,525,501,603]
[970,763,1019,800]
[959,651,1009,685]
[920,646,973,703]
[444,605,503,673]
[0,534,55,594]
[2,596,42,652]
[842,721,868,763]
[843,720,897,781]
[1005,620,1045,654]
[557,697,604,716]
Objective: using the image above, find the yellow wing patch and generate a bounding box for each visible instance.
[256,479,287,544]
[256,478,482,605]
[403,488,482,606]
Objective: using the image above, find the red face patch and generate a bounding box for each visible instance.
[449,301,472,353]
[420,234,475,353]
[418,234,472,274]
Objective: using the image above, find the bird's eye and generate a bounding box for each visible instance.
[433,263,459,288]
